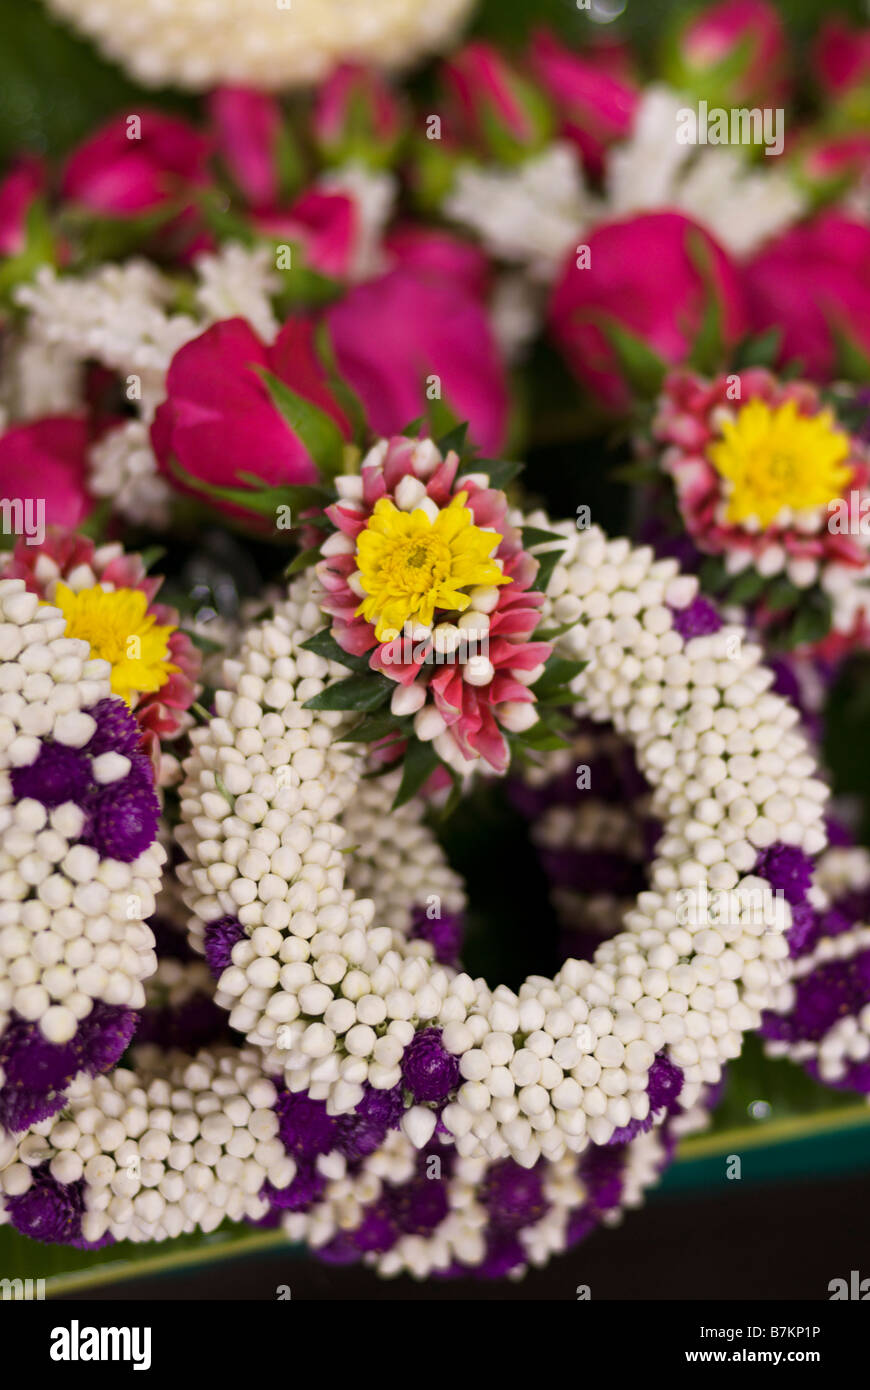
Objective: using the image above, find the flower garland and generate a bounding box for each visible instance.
[174,455,828,1177]
[0,576,164,1134]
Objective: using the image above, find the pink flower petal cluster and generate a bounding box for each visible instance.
[653,368,870,579]
[316,437,551,774]
[1,531,201,762]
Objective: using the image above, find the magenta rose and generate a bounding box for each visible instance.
[313,63,406,167]
[440,41,553,164]
[548,211,746,411]
[61,111,211,217]
[383,225,491,300]
[255,188,359,280]
[664,0,790,107]
[151,317,351,520]
[208,87,284,209]
[744,213,870,379]
[325,264,509,454]
[529,29,638,177]
[813,19,870,116]
[0,416,94,532]
[0,157,44,256]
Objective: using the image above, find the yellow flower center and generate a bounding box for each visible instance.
[355,493,510,641]
[708,398,853,529]
[53,583,178,705]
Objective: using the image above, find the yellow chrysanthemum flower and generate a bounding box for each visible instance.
[355,494,510,641]
[708,398,853,529]
[54,583,177,705]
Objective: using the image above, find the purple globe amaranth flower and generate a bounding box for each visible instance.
[273,1088,337,1159]
[262,1160,326,1212]
[481,1158,549,1232]
[316,1232,362,1266]
[669,595,722,641]
[0,1002,137,1132]
[5,1165,99,1246]
[10,740,92,809]
[400,1027,460,1104]
[786,900,819,957]
[478,1232,527,1279]
[565,1205,598,1247]
[409,905,464,967]
[647,1052,684,1115]
[82,753,160,862]
[203,914,246,978]
[755,842,814,905]
[75,1002,137,1075]
[84,697,142,756]
[388,1173,449,1236]
[351,1197,398,1254]
[579,1142,625,1212]
[336,1082,404,1162]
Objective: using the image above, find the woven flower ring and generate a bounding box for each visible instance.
[0,438,836,1276]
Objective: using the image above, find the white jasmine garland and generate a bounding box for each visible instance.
[174,476,828,1169]
[0,578,164,1066]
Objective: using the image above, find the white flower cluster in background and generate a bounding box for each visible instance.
[175,483,829,1170]
[0,578,163,1048]
[42,0,475,90]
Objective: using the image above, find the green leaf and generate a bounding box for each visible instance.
[829,315,870,384]
[299,627,372,674]
[727,569,767,604]
[733,327,783,370]
[312,320,369,446]
[303,673,393,712]
[283,547,321,578]
[169,458,330,523]
[783,592,833,650]
[699,556,731,595]
[532,655,586,702]
[338,714,404,744]
[476,458,524,490]
[765,577,800,612]
[137,545,166,573]
[685,228,725,376]
[392,738,441,810]
[521,525,567,548]
[530,546,566,594]
[589,315,668,399]
[436,422,469,458]
[257,369,347,483]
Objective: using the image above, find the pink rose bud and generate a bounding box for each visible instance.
[209,86,293,209]
[529,29,639,178]
[664,0,790,108]
[791,131,870,206]
[0,416,94,534]
[548,211,746,412]
[313,63,406,168]
[745,212,870,380]
[61,110,211,217]
[325,263,509,455]
[151,316,352,527]
[440,41,554,164]
[0,157,44,257]
[813,20,870,123]
[255,189,359,281]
